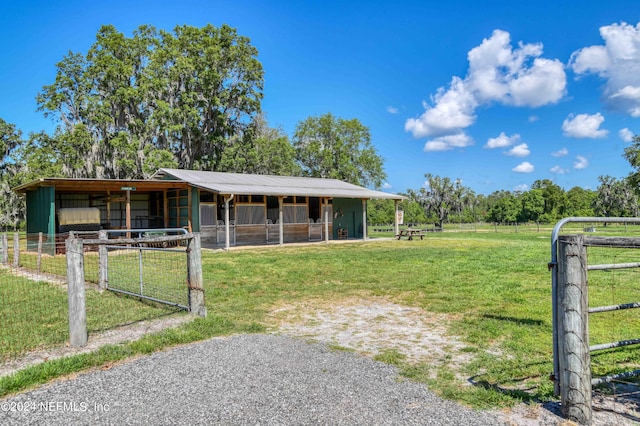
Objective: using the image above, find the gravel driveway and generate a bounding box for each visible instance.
[0,334,506,425]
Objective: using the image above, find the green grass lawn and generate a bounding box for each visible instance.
[2,229,640,409]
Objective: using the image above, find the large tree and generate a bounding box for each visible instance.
[414,174,469,228]
[531,179,565,222]
[593,175,639,218]
[487,190,520,224]
[293,113,386,188]
[37,24,264,179]
[0,119,25,229]
[218,114,300,176]
[518,189,545,223]
[623,134,640,190]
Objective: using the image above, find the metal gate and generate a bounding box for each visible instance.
[105,244,190,309]
[550,217,640,424]
[85,229,204,313]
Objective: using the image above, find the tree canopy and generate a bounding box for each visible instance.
[37,24,264,178]
[293,113,386,188]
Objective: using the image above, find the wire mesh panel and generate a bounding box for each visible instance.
[0,270,69,361]
[105,245,189,309]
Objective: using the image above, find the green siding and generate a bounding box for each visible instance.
[26,186,56,236]
[191,188,200,232]
[26,186,56,254]
[332,198,364,239]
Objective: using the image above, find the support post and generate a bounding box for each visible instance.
[37,232,43,273]
[187,186,193,232]
[225,195,231,250]
[324,199,330,243]
[66,237,88,347]
[394,200,400,237]
[1,233,8,264]
[187,233,207,317]
[557,235,592,425]
[278,196,284,246]
[125,189,131,239]
[13,232,19,268]
[98,230,108,290]
[362,199,368,241]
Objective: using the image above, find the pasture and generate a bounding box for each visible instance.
[2,227,640,409]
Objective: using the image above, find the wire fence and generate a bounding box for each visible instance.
[0,232,186,362]
[369,222,640,236]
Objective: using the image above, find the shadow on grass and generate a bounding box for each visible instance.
[468,374,541,403]
[481,314,545,327]
[88,306,185,333]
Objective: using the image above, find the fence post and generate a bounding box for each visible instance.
[1,233,7,264]
[557,235,591,425]
[98,230,108,290]
[37,232,43,273]
[13,232,19,268]
[187,233,207,317]
[66,237,88,347]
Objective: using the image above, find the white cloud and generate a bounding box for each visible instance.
[485,132,520,148]
[620,127,634,142]
[514,184,529,192]
[386,106,399,114]
[466,30,566,106]
[574,155,589,169]
[551,147,569,157]
[570,22,640,117]
[512,161,534,173]
[506,143,530,157]
[406,29,566,139]
[550,165,569,174]
[561,113,608,138]
[423,132,473,151]
[528,115,539,122]
[382,182,392,189]
[405,77,477,137]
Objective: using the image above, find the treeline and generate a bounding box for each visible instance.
[369,173,640,226]
[0,24,386,228]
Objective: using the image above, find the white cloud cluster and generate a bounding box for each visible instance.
[423,133,473,151]
[620,127,634,142]
[484,132,520,148]
[513,162,534,173]
[561,113,608,138]
[551,147,568,157]
[574,155,589,169]
[550,165,569,174]
[506,143,530,157]
[406,29,566,143]
[570,22,640,117]
[386,106,399,114]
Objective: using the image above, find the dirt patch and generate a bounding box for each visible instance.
[0,314,193,378]
[268,296,470,371]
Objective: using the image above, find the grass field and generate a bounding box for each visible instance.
[2,227,640,409]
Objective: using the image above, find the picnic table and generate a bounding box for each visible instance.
[396,228,425,240]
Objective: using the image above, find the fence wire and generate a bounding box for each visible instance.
[105,245,189,309]
[0,233,184,362]
[586,245,640,405]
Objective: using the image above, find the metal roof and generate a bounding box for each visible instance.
[152,169,406,200]
[14,177,189,193]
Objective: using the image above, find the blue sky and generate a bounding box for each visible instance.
[2,0,640,195]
